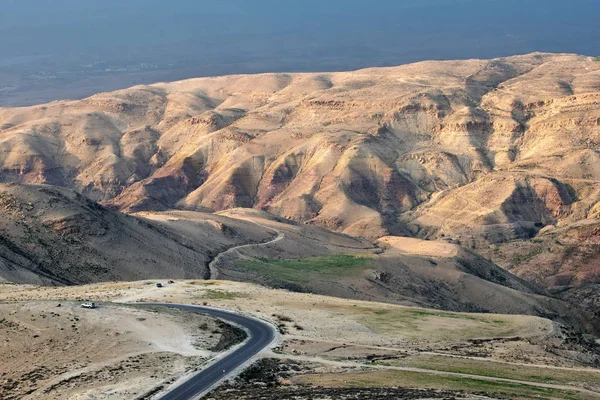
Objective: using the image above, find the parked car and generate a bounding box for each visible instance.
[156,283,163,288]
[81,302,96,309]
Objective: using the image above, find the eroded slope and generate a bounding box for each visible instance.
[2,53,600,289]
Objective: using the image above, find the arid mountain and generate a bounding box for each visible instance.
[1,53,600,293]
[0,183,274,284]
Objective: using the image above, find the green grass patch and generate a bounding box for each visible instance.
[306,301,522,342]
[377,354,600,391]
[594,56,600,62]
[299,369,589,400]
[404,309,481,320]
[355,307,524,342]
[370,308,486,323]
[237,254,374,282]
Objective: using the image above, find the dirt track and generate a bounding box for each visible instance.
[208,221,285,280]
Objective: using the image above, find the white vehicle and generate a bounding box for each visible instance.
[81,302,96,309]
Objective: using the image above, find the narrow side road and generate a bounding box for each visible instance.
[144,304,276,400]
[208,222,285,279]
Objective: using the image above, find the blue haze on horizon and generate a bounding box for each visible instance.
[0,0,598,101]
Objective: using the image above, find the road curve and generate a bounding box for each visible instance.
[208,221,285,279]
[145,303,276,400]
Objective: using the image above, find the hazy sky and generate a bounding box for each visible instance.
[1,0,599,73]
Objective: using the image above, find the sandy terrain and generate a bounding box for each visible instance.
[0,298,226,400]
[0,280,551,348]
[1,280,599,399]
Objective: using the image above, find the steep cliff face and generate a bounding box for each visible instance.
[2,53,600,288]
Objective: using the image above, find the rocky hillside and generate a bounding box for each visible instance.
[1,53,600,290]
[0,183,275,284]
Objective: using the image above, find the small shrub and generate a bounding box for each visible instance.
[277,324,288,334]
[272,313,293,322]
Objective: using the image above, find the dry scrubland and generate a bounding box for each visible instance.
[0,298,231,399]
[1,53,600,294]
[2,280,599,399]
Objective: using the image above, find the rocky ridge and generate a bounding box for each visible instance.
[1,53,600,290]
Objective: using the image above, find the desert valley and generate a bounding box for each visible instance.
[1,53,600,399]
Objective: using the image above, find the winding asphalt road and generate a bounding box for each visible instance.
[145,303,276,400]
